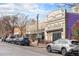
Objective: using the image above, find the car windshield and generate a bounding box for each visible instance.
[71,41,79,45]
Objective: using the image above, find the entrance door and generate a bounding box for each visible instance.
[53,31,61,41]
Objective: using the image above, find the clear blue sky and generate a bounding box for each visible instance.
[0,3,74,21]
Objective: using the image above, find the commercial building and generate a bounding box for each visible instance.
[72,5,79,13]
[45,9,66,42]
[26,9,79,43]
[26,20,47,42]
[45,9,79,42]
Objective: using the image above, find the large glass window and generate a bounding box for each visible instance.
[53,32,61,41]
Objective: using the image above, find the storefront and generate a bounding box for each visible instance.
[26,9,79,43]
[45,9,79,42]
[45,9,66,42]
[52,29,63,41]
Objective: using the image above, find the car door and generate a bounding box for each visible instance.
[56,40,69,51]
[51,40,60,51]
[54,40,62,51]
[56,40,63,51]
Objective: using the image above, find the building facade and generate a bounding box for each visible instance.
[66,13,79,40]
[45,9,66,42]
[26,20,47,42]
[72,6,79,13]
[26,9,79,43]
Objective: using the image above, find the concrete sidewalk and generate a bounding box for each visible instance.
[37,44,46,48]
[30,42,46,48]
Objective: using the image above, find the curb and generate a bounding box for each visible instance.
[30,45,46,48]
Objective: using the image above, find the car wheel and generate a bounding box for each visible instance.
[61,48,67,56]
[47,46,52,52]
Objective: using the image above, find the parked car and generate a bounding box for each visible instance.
[5,36,11,43]
[15,37,23,45]
[16,37,30,46]
[1,36,7,42]
[46,39,79,55]
[10,36,17,44]
[5,35,16,43]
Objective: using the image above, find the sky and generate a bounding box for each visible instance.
[0,3,75,21]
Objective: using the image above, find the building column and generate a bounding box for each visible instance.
[62,21,66,39]
[44,28,48,40]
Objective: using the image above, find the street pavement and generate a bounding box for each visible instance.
[0,42,62,56]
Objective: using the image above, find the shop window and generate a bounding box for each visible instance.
[53,32,61,41]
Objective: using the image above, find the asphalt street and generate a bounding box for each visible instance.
[0,42,62,56]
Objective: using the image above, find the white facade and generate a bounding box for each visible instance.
[45,9,66,42]
[72,6,79,13]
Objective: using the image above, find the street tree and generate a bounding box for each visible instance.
[13,14,29,36]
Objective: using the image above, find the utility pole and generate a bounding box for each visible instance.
[37,14,39,35]
[37,14,39,46]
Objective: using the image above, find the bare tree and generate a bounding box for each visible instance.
[13,14,29,36]
[0,15,18,36]
[0,16,12,36]
[0,13,30,37]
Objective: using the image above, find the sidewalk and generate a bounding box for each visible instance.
[30,42,46,48]
[37,43,46,48]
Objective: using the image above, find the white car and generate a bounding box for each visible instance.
[6,36,16,43]
[6,36,11,42]
[46,39,79,55]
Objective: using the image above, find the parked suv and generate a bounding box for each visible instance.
[46,39,79,55]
